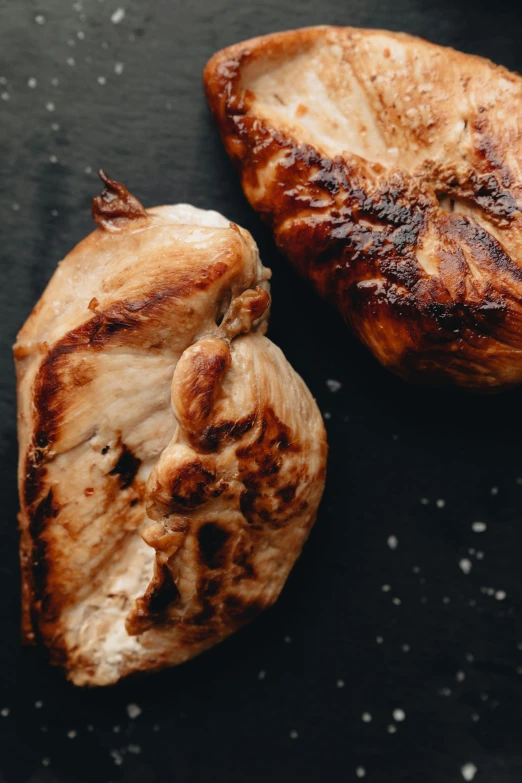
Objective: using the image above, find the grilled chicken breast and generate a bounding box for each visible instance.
[204,26,522,389]
[15,173,327,686]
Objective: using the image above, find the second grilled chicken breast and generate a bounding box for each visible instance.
[205,26,522,389]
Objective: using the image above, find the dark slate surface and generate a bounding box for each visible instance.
[2,1,522,781]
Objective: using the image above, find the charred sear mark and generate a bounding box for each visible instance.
[197,522,230,569]
[29,489,61,622]
[224,594,264,624]
[126,563,180,635]
[237,408,302,526]
[167,462,217,512]
[199,413,256,451]
[109,445,141,489]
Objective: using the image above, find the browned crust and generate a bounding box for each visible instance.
[204,26,522,390]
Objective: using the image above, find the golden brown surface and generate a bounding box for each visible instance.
[15,174,327,686]
[204,26,522,389]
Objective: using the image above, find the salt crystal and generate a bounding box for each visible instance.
[356,767,366,778]
[387,724,397,733]
[97,76,106,85]
[420,498,429,505]
[393,709,405,722]
[258,670,266,680]
[67,57,75,66]
[490,487,499,496]
[114,62,124,75]
[289,729,298,739]
[46,102,55,112]
[35,700,43,708]
[28,78,37,88]
[456,671,465,682]
[472,522,486,533]
[436,498,446,508]
[1,92,10,101]
[361,712,372,723]
[336,679,345,688]
[495,590,506,601]
[67,730,77,739]
[326,379,341,392]
[126,703,142,719]
[110,750,123,766]
[42,758,50,767]
[35,14,46,24]
[128,744,141,754]
[1,708,9,717]
[376,636,383,644]
[392,597,401,606]
[111,8,125,23]
[459,558,472,574]
[387,535,398,550]
[77,31,85,40]
[461,763,477,781]
[381,584,391,592]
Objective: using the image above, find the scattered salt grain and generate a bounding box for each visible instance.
[128,744,141,754]
[51,78,59,86]
[472,522,486,533]
[110,750,123,766]
[459,558,472,574]
[392,597,401,606]
[461,762,477,781]
[326,379,342,392]
[471,713,480,722]
[361,712,372,723]
[387,535,398,550]
[439,687,452,696]
[387,724,397,734]
[35,14,46,24]
[495,590,506,601]
[284,636,292,643]
[420,498,429,505]
[46,102,55,112]
[126,703,142,719]
[67,57,75,66]
[355,767,366,778]
[258,670,266,680]
[97,76,106,85]
[113,725,121,733]
[381,584,391,592]
[393,709,405,722]
[49,155,58,163]
[35,700,43,708]
[336,679,345,688]
[77,31,85,40]
[491,486,499,496]
[456,671,466,682]
[67,730,77,739]
[1,708,9,717]
[28,78,37,88]
[42,758,50,767]
[111,7,125,23]
[1,92,10,101]
[376,636,383,644]
[401,644,410,653]
[323,412,331,420]
[436,499,446,509]
[289,729,299,739]
[476,551,484,560]
[114,62,124,75]
[51,123,59,131]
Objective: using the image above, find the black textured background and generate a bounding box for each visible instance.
[2,1,522,782]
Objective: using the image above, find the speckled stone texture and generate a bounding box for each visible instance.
[2,1,522,782]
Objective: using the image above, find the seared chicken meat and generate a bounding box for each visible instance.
[205,27,522,389]
[15,173,327,686]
